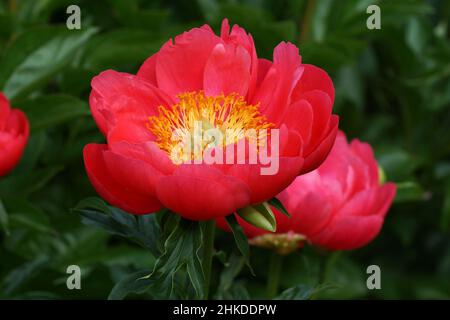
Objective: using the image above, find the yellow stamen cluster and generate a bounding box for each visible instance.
[147,91,272,163]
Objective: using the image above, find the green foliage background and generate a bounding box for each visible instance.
[0,0,449,299]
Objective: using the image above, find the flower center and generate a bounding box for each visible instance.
[147,91,272,163]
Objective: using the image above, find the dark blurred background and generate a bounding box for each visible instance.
[0,0,449,299]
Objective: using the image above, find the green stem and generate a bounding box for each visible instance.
[9,0,17,13]
[321,251,340,284]
[311,251,341,299]
[202,220,215,299]
[266,252,283,299]
[298,0,316,44]
[317,254,328,286]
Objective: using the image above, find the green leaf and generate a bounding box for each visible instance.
[0,199,9,235]
[111,1,170,29]
[440,184,450,230]
[0,166,63,197]
[197,0,220,22]
[0,256,50,297]
[76,200,206,299]
[225,214,254,274]
[395,181,427,203]
[406,17,428,56]
[15,132,47,172]
[315,255,366,299]
[74,197,160,256]
[215,253,246,299]
[377,149,421,182]
[310,0,333,42]
[108,269,154,300]
[226,282,251,300]
[17,94,90,132]
[6,199,52,234]
[214,250,227,265]
[274,284,315,300]
[148,217,205,299]
[0,26,96,99]
[81,29,164,72]
[268,198,291,217]
[237,202,276,232]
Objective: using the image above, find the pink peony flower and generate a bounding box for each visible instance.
[0,93,29,177]
[220,131,396,251]
[83,19,338,220]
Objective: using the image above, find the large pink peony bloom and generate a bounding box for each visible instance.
[83,19,338,220]
[0,93,29,177]
[222,131,396,251]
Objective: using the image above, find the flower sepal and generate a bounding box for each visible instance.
[237,202,276,232]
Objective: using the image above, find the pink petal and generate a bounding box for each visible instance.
[255,58,272,89]
[292,64,335,104]
[252,42,303,125]
[136,53,158,86]
[109,140,176,176]
[279,191,334,236]
[301,90,332,155]
[311,215,384,250]
[203,43,251,96]
[302,115,339,173]
[155,26,222,98]
[227,155,304,204]
[311,184,396,250]
[107,119,155,144]
[221,19,259,98]
[156,164,251,220]
[350,139,380,187]
[83,144,161,214]
[280,99,313,146]
[0,133,28,177]
[103,149,163,196]
[0,93,11,127]
[90,70,172,136]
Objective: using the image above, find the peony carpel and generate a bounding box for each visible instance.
[0,93,29,177]
[83,19,339,220]
[221,131,397,252]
